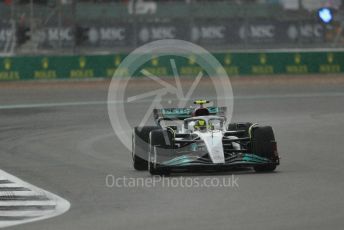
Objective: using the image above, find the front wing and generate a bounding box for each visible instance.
[155,153,279,171]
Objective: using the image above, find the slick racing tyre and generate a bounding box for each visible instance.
[250,126,277,172]
[132,126,160,171]
[148,130,173,175]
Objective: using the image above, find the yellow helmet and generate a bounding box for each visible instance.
[194,119,207,131]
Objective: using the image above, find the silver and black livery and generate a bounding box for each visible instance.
[132,100,280,175]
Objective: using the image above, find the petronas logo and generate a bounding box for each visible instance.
[114,55,121,66]
[151,56,158,66]
[224,55,232,65]
[4,58,11,70]
[327,53,334,63]
[79,57,86,69]
[42,58,49,69]
[188,55,196,65]
[294,54,301,64]
[259,54,267,65]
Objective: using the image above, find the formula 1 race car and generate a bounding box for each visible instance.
[132,100,280,175]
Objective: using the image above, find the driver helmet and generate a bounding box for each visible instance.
[194,119,207,131]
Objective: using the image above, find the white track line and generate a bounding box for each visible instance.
[0,201,56,206]
[0,210,55,217]
[0,184,28,188]
[0,191,43,196]
[0,169,70,228]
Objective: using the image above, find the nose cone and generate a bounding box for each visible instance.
[196,131,225,164]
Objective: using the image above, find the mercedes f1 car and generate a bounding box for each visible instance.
[132,100,280,175]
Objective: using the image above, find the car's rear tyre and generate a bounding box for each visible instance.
[132,126,160,171]
[148,130,173,175]
[250,126,277,172]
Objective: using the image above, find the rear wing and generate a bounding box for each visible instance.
[153,107,227,120]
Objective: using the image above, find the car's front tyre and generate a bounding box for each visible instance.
[250,126,278,172]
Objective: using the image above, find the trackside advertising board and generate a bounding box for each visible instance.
[0,51,343,81]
